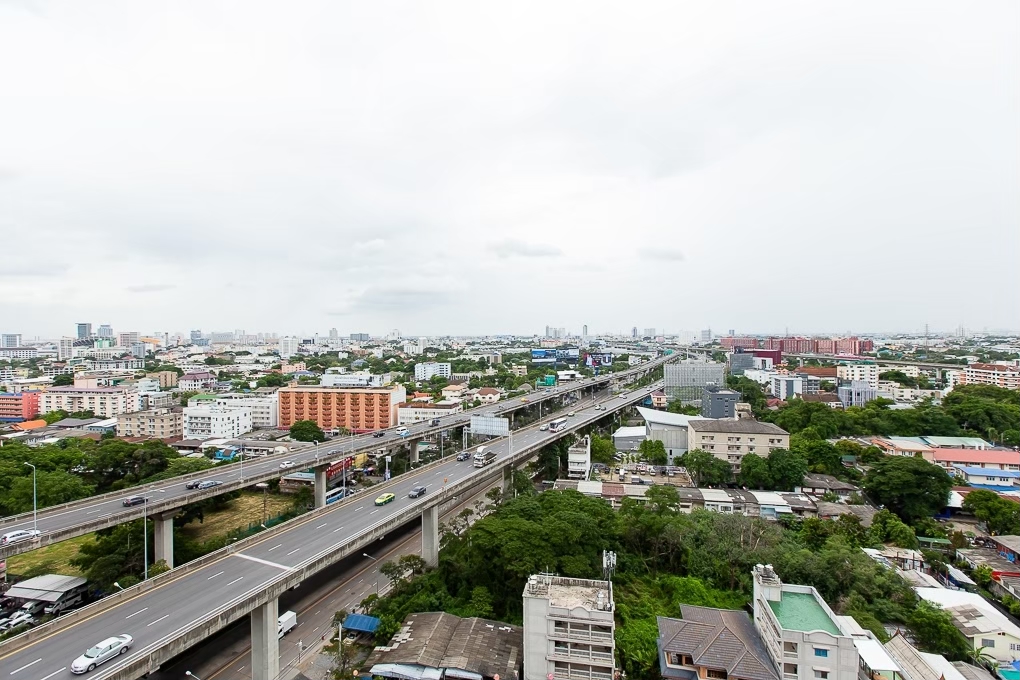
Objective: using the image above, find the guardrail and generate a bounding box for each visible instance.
[0,381,661,677]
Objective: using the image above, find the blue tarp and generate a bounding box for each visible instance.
[344,613,381,633]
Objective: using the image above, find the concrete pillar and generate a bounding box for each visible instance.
[409,438,421,464]
[421,505,439,567]
[153,511,177,569]
[251,598,280,680]
[314,465,328,509]
[503,464,514,495]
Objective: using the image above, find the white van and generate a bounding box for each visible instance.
[278,610,297,638]
[395,426,409,436]
[44,590,85,615]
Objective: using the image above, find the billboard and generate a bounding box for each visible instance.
[584,353,614,368]
[326,457,354,480]
[470,414,510,437]
[531,348,580,364]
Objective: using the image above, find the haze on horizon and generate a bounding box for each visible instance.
[0,1,1016,339]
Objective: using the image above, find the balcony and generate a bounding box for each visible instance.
[551,628,614,643]
[550,649,614,663]
[552,670,613,680]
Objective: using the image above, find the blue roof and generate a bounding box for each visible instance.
[969,484,1020,493]
[956,467,1020,478]
[343,613,380,633]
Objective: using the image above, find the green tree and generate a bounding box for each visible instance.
[863,456,952,524]
[962,490,1020,536]
[52,373,74,386]
[869,509,919,549]
[256,373,288,388]
[767,448,808,491]
[666,402,700,415]
[638,440,668,466]
[589,435,616,465]
[739,453,772,489]
[908,601,972,660]
[290,420,326,443]
[681,449,731,487]
[2,470,95,514]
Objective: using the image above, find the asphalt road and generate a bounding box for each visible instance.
[0,358,667,551]
[0,383,660,680]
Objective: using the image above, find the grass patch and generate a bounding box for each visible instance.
[6,534,95,578]
[179,490,295,542]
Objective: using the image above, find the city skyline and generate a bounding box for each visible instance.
[1,1,1016,337]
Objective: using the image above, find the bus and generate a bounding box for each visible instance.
[325,487,348,505]
[548,417,568,433]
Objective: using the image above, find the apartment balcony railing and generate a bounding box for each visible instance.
[551,629,614,643]
[550,649,614,663]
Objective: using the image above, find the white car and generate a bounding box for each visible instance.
[279,461,296,469]
[71,634,133,674]
[1,529,41,545]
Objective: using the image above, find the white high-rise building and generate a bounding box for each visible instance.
[836,362,879,389]
[415,362,452,381]
[117,331,141,347]
[1,334,22,348]
[58,337,75,360]
[211,392,279,429]
[279,336,300,359]
[183,406,253,439]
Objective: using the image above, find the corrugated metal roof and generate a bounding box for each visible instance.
[4,574,87,602]
[343,613,380,633]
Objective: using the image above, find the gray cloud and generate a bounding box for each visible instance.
[488,239,563,259]
[638,248,685,262]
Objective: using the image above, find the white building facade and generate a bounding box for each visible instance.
[836,362,879,389]
[183,406,253,439]
[414,362,452,381]
[40,387,142,417]
[213,392,280,429]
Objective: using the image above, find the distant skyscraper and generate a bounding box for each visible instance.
[0,334,21,348]
[190,330,202,344]
[631,327,638,338]
[97,324,113,338]
[329,328,338,341]
[700,329,712,343]
[118,331,141,347]
[349,333,370,342]
[582,324,588,341]
[76,323,92,339]
[58,337,74,360]
[643,328,656,338]
[728,329,735,336]
[279,336,300,359]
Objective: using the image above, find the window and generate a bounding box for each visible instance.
[981,638,996,648]
[813,672,828,680]
[813,649,828,658]
[707,670,727,680]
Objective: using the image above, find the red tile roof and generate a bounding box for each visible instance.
[934,448,1020,466]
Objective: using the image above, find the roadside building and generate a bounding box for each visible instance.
[650,390,668,409]
[183,406,253,439]
[664,360,726,405]
[116,408,184,439]
[277,384,406,432]
[476,387,501,404]
[0,391,41,422]
[658,607,779,680]
[523,574,615,680]
[567,435,592,480]
[397,401,463,425]
[701,385,739,418]
[212,391,279,429]
[39,386,141,417]
[687,420,790,474]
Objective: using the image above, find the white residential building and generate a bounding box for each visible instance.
[523,574,615,680]
[396,401,463,425]
[567,435,592,480]
[320,371,388,388]
[414,362,452,381]
[213,392,280,429]
[772,375,804,401]
[0,334,21,348]
[58,337,75,360]
[914,588,1020,663]
[961,363,1020,390]
[278,336,301,359]
[179,371,218,391]
[752,564,859,680]
[836,362,879,389]
[40,387,142,417]
[183,406,253,439]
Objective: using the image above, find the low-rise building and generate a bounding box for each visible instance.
[40,386,141,418]
[658,607,779,680]
[933,448,1020,471]
[701,386,739,418]
[961,363,1020,391]
[914,588,1020,663]
[650,390,668,409]
[397,401,463,425]
[837,381,877,408]
[523,574,615,680]
[147,370,179,389]
[0,391,41,422]
[212,392,279,429]
[476,387,501,404]
[795,474,859,499]
[687,420,790,474]
[836,362,879,389]
[117,408,184,439]
[441,383,469,400]
[568,435,592,480]
[952,466,1020,487]
[179,371,217,391]
[183,406,253,439]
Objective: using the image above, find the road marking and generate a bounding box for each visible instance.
[226,577,244,586]
[332,526,344,533]
[286,548,300,556]
[9,658,41,674]
[235,553,295,571]
[125,607,149,619]
[38,668,66,680]
[316,523,327,529]
[267,544,282,552]
[86,509,100,514]
[354,507,362,512]
[370,509,379,514]
[207,571,225,580]
[147,614,170,626]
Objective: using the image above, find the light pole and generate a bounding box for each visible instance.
[185,672,204,680]
[363,553,380,595]
[113,582,125,591]
[143,497,148,580]
[23,462,37,532]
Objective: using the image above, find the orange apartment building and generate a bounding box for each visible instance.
[0,391,41,422]
[278,384,407,432]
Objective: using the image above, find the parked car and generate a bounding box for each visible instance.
[1,529,41,545]
[374,493,396,506]
[408,485,427,498]
[121,495,147,507]
[71,634,133,674]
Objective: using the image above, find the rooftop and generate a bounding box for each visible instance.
[955,466,1020,478]
[768,591,840,635]
[636,406,708,428]
[934,448,1020,466]
[524,574,613,612]
[658,608,778,680]
[689,419,788,435]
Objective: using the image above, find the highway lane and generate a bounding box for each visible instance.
[0,383,660,680]
[0,358,669,550]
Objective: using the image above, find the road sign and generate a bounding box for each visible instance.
[470,414,510,437]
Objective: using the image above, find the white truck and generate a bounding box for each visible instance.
[278,610,297,638]
[473,446,496,468]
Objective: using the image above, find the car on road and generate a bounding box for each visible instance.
[374,493,396,506]
[396,426,409,436]
[567,411,576,417]
[197,480,222,489]
[121,495,147,507]
[520,397,528,403]
[539,424,549,431]
[71,634,133,674]
[456,451,471,461]
[279,461,296,469]
[1,529,41,545]
[408,485,427,498]
[185,480,202,489]
[373,431,385,438]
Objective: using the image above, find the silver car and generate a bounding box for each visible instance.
[71,634,133,674]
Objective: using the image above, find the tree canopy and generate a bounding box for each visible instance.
[863,456,952,524]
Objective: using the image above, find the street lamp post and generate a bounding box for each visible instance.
[185,672,204,680]
[23,462,37,532]
[363,553,380,595]
[143,497,148,580]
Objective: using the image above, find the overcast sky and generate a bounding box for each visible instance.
[1,1,1016,339]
